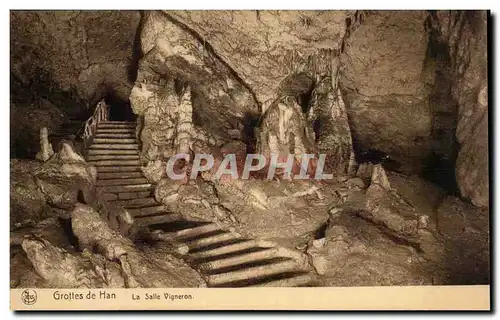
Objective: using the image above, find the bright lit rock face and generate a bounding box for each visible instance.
[166,10,351,105]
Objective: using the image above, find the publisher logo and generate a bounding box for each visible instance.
[21,289,37,305]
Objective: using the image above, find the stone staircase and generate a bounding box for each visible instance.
[85,120,317,287]
[87,121,181,228]
[150,221,317,287]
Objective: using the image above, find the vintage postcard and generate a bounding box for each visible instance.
[9,9,490,311]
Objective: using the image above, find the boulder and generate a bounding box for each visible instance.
[167,10,350,105]
[142,160,167,183]
[307,212,442,286]
[21,237,117,288]
[214,179,334,239]
[309,76,356,175]
[11,11,140,104]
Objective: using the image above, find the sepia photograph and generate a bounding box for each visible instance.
[9,9,490,310]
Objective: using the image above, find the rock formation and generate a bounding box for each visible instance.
[34,141,96,210]
[430,11,489,208]
[9,10,490,288]
[35,127,54,162]
[340,11,433,174]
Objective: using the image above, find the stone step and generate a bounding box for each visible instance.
[97,171,144,179]
[88,149,139,155]
[109,197,159,208]
[186,232,240,251]
[175,223,220,240]
[250,273,314,287]
[98,124,136,129]
[135,213,184,227]
[207,260,299,286]
[101,193,119,201]
[129,205,168,217]
[96,128,136,134]
[88,154,140,161]
[89,144,139,150]
[198,248,278,271]
[96,166,141,173]
[96,177,149,187]
[93,138,137,144]
[89,159,140,166]
[99,121,135,124]
[95,133,136,139]
[188,240,258,260]
[96,184,152,194]
[117,191,152,200]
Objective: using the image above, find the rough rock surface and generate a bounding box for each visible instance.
[340,11,433,173]
[11,204,206,288]
[435,196,489,284]
[142,160,167,183]
[308,212,441,286]
[34,142,96,210]
[10,11,141,160]
[11,217,74,249]
[9,10,490,288]
[35,127,55,162]
[22,237,117,288]
[10,159,49,228]
[362,165,421,237]
[256,95,315,158]
[305,165,488,286]
[10,246,47,288]
[210,179,335,239]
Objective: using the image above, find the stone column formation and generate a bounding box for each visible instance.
[35,127,54,162]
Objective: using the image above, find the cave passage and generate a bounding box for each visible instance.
[103,92,136,122]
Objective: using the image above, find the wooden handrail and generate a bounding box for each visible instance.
[82,100,109,149]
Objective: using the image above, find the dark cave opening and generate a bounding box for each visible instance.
[102,90,136,122]
[279,72,315,113]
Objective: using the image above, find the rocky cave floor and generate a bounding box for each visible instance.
[10,151,489,288]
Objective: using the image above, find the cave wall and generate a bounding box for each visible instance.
[430,11,488,207]
[340,11,435,173]
[10,10,141,157]
[11,10,141,105]
[165,10,351,107]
